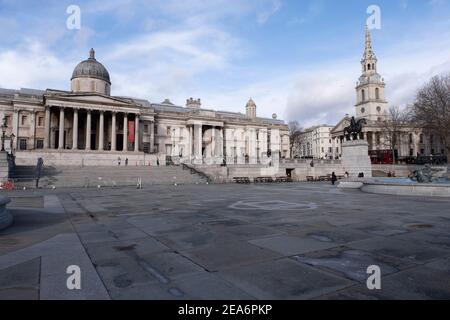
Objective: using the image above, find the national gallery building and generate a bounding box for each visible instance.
[0,49,290,166]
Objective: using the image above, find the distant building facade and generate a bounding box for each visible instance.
[331,26,445,164]
[294,125,335,159]
[0,49,290,166]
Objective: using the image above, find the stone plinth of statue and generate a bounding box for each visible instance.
[0,196,12,231]
[341,140,372,178]
[0,151,8,181]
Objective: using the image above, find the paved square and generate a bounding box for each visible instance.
[1,182,449,300]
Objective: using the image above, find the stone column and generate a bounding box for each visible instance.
[149,121,154,153]
[197,125,203,159]
[123,113,128,152]
[44,107,50,149]
[72,108,78,150]
[188,125,193,160]
[99,111,104,151]
[86,110,91,150]
[211,126,216,160]
[134,114,139,152]
[12,110,19,149]
[332,138,336,160]
[249,128,257,164]
[58,107,65,149]
[111,112,116,151]
[30,111,36,150]
[193,124,202,163]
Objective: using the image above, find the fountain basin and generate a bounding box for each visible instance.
[360,178,450,198]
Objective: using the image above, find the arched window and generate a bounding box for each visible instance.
[361,89,366,102]
[372,64,375,70]
[367,64,371,70]
[375,88,380,100]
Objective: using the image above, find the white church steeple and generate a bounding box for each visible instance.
[355,24,388,121]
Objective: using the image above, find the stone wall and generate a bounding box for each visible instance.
[14,151,160,167]
[195,160,345,183]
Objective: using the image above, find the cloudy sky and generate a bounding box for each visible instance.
[1,0,449,127]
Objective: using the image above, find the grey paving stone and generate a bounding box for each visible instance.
[318,263,450,300]
[183,240,282,272]
[0,257,40,289]
[292,246,414,283]
[249,235,338,256]
[347,237,450,263]
[218,258,354,299]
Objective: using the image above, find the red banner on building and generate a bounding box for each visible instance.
[128,120,135,143]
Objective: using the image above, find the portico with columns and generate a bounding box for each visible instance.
[0,49,290,166]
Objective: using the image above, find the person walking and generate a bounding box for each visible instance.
[331,172,337,186]
[118,157,121,166]
[125,158,128,166]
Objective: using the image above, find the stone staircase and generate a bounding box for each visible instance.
[11,165,208,189]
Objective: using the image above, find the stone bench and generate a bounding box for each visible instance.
[233,177,251,184]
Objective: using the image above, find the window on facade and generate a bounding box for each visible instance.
[430,135,434,144]
[21,116,27,126]
[410,149,414,156]
[419,134,424,143]
[19,139,27,150]
[144,125,148,133]
[409,134,413,144]
[4,116,10,126]
[36,139,44,149]
[361,90,366,101]
[361,107,365,114]
[38,117,43,127]
[143,142,150,154]
[375,88,380,100]
[166,126,171,136]
[420,149,424,155]
[154,125,158,134]
[367,64,371,70]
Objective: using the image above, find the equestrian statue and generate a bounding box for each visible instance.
[343,117,367,140]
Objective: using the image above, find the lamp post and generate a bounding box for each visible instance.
[1,117,7,152]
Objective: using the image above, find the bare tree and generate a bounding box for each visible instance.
[381,106,411,164]
[411,74,450,163]
[288,121,303,158]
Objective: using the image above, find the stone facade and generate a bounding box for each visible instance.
[0,49,290,166]
[295,125,335,159]
[331,26,445,163]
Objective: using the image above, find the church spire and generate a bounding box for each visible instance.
[361,25,377,74]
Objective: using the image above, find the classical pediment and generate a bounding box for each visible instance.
[45,92,135,108]
[331,117,351,134]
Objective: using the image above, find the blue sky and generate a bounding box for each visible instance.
[1,0,450,127]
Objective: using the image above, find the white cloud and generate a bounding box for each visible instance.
[258,0,283,24]
[0,39,71,90]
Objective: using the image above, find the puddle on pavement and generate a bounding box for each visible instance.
[309,234,334,242]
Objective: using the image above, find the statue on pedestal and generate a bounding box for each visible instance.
[343,117,367,140]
